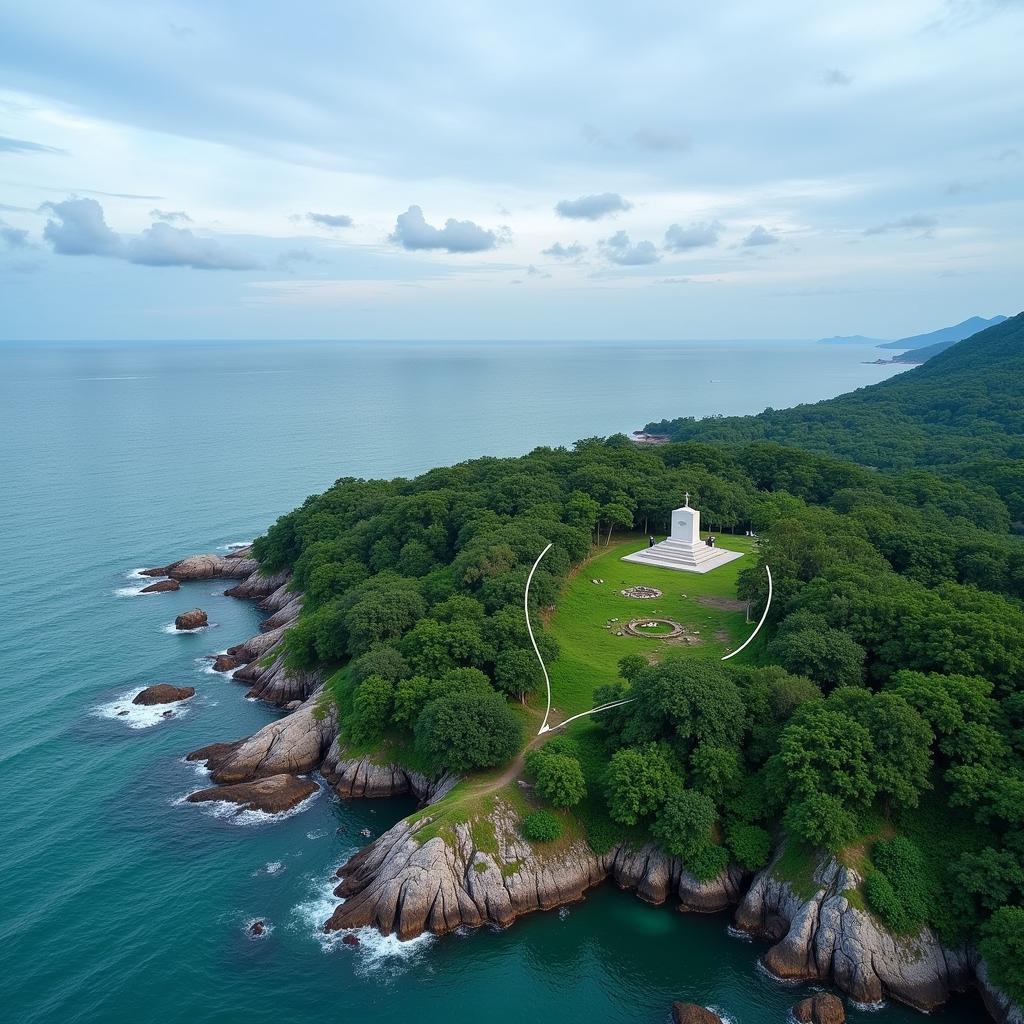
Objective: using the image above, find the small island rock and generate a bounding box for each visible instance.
[672,1004,723,1024]
[792,993,846,1024]
[187,773,317,814]
[249,920,266,937]
[133,684,195,706]
[212,654,240,672]
[140,579,180,593]
[175,608,208,631]
[341,933,360,946]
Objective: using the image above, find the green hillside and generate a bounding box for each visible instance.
[646,312,1024,515]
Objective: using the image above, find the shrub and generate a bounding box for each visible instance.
[687,843,730,882]
[726,822,773,871]
[652,789,716,859]
[522,810,563,843]
[872,836,930,925]
[533,753,587,808]
[865,870,908,931]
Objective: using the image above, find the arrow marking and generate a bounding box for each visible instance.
[721,564,772,661]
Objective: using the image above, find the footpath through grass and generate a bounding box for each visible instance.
[542,532,756,718]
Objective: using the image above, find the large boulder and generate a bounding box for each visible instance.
[133,684,195,705]
[672,1004,723,1024]
[186,773,317,814]
[175,608,208,631]
[140,579,180,593]
[186,690,337,784]
[212,654,240,672]
[793,993,846,1024]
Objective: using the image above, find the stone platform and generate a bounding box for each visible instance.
[621,539,744,574]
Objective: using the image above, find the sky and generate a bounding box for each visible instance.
[0,0,1021,342]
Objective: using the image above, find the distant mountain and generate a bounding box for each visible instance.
[644,312,1024,510]
[816,334,891,345]
[878,314,1008,350]
[890,337,959,364]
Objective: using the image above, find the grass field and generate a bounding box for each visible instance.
[542,532,756,718]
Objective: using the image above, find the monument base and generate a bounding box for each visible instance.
[621,539,744,574]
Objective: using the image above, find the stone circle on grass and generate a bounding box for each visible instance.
[621,585,662,599]
[625,617,685,638]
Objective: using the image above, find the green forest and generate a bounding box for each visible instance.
[646,311,1024,520]
[253,313,1024,1001]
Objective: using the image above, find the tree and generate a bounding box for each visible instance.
[979,907,1024,1004]
[532,753,587,808]
[606,744,678,825]
[725,822,772,870]
[351,645,410,685]
[601,500,635,545]
[767,611,866,690]
[494,647,543,703]
[617,654,647,684]
[652,789,716,860]
[347,675,394,744]
[414,689,521,773]
[690,744,742,803]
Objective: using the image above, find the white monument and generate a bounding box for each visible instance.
[621,494,744,574]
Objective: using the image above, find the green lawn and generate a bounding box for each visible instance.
[543,532,756,718]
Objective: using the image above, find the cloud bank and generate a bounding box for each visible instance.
[42,197,260,269]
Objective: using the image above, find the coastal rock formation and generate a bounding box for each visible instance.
[187,773,317,814]
[133,683,195,705]
[260,597,303,632]
[326,799,607,939]
[672,1005,723,1024]
[325,797,743,941]
[977,958,1024,1024]
[144,553,258,581]
[186,689,337,784]
[792,993,846,1024]
[175,608,208,631]
[225,624,288,665]
[734,851,971,1011]
[211,654,240,672]
[321,740,458,804]
[608,842,745,911]
[224,568,292,601]
[242,651,323,705]
[140,579,180,593]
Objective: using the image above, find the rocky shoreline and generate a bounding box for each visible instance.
[157,546,1021,1023]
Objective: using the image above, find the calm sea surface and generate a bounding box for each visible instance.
[0,340,984,1023]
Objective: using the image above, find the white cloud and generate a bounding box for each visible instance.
[555,193,631,220]
[389,205,497,253]
[664,220,722,251]
[42,197,260,269]
[306,211,353,229]
[541,241,587,260]
[741,225,780,246]
[600,230,660,265]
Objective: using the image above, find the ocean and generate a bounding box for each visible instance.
[0,339,985,1023]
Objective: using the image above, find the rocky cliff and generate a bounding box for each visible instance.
[324,796,745,939]
[733,849,972,1012]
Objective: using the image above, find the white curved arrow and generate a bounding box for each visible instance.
[721,564,772,661]
[525,543,555,734]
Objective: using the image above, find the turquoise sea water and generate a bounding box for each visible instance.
[0,340,985,1023]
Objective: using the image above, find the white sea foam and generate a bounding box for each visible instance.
[127,567,155,580]
[181,756,211,778]
[725,924,753,942]
[93,689,190,729]
[197,652,233,675]
[162,621,213,635]
[243,917,274,939]
[220,540,253,551]
[115,584,148,597]
[291,870,434,964]
[306,829,328,840]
